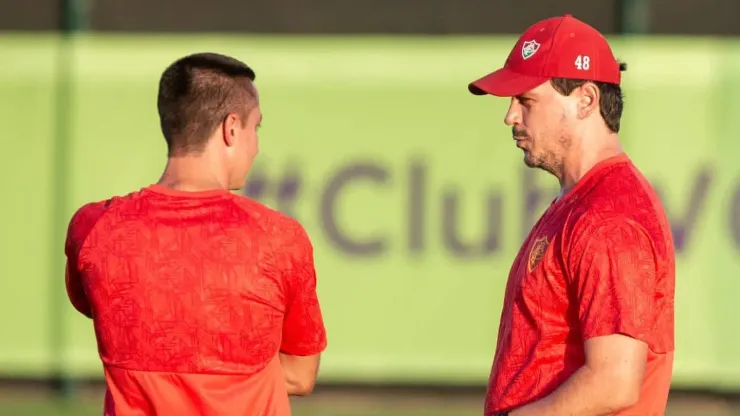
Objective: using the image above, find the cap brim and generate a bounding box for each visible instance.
[468,67,549,97]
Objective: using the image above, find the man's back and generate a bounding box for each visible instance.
[65,184,327,416]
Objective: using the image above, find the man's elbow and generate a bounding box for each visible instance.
[608,388,640,411]
[289,378,316,396]
[603,373,642,411]
[279,350,323,396]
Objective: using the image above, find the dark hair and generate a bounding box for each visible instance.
[550,61,628,133]
[157,52,257,156]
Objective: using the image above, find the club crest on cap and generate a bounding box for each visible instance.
[521,40,540,60]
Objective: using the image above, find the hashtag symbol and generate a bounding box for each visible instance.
[243,168,301,221]
[244,169,268,201]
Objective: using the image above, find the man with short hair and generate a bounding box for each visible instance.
[65,52,327,416]
[468,15,675,416]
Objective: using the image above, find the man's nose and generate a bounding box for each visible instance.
[504,99,520,126]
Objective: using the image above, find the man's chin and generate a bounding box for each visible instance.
[523,152,539,169]
[523,158,552,174]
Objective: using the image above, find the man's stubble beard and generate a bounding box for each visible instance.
[525,132,572,178]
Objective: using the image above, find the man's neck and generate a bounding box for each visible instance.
[557,138,623,196]
[157,156,228,192]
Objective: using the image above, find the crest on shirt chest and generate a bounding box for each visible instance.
[527,236,550,272]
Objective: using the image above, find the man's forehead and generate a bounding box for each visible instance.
[518,81,557,100]
[526,81,552,96]
[517,90,536,99]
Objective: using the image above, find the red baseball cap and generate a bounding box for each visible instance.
[468,14,621,97]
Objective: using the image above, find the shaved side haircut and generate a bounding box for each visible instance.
[157,53,257,156]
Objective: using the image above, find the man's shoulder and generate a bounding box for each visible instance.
[66,199,115,255]
[573,161,667,227]
[66,189,153,244]
[67,190,147,230]
[230,195,310,245]
[563,162,674,253]
[67,198,116,239]
[69,199,110,227]
[565,200,673,260]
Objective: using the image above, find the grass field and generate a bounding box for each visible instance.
[0,388,738,416]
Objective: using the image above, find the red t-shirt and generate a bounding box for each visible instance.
[485,154,675,415]
[65,184,327,416]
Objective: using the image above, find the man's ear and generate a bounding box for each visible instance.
[577,82,600,120]
[222,113,239,147]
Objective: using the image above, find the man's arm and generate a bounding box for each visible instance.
[65,261,92,318]
[64,202,107,319]
[510,217,664,416]
[510,334,646,416]
[279,352,321,396]
[273,220,328,396]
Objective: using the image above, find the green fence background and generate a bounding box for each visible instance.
[2,35,740,391]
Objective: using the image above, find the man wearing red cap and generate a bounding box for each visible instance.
[469,15,675,416]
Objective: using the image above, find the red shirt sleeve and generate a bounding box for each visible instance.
[64,201,109,319]
[65,261,91,318]
[568,216,663,349]
[271,220,327,356]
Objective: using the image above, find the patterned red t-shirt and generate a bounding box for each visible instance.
[485,154,675,415]
[65,184,327,416]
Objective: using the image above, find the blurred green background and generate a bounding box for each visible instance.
[3,0,740,414]
[2,34,740,415]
